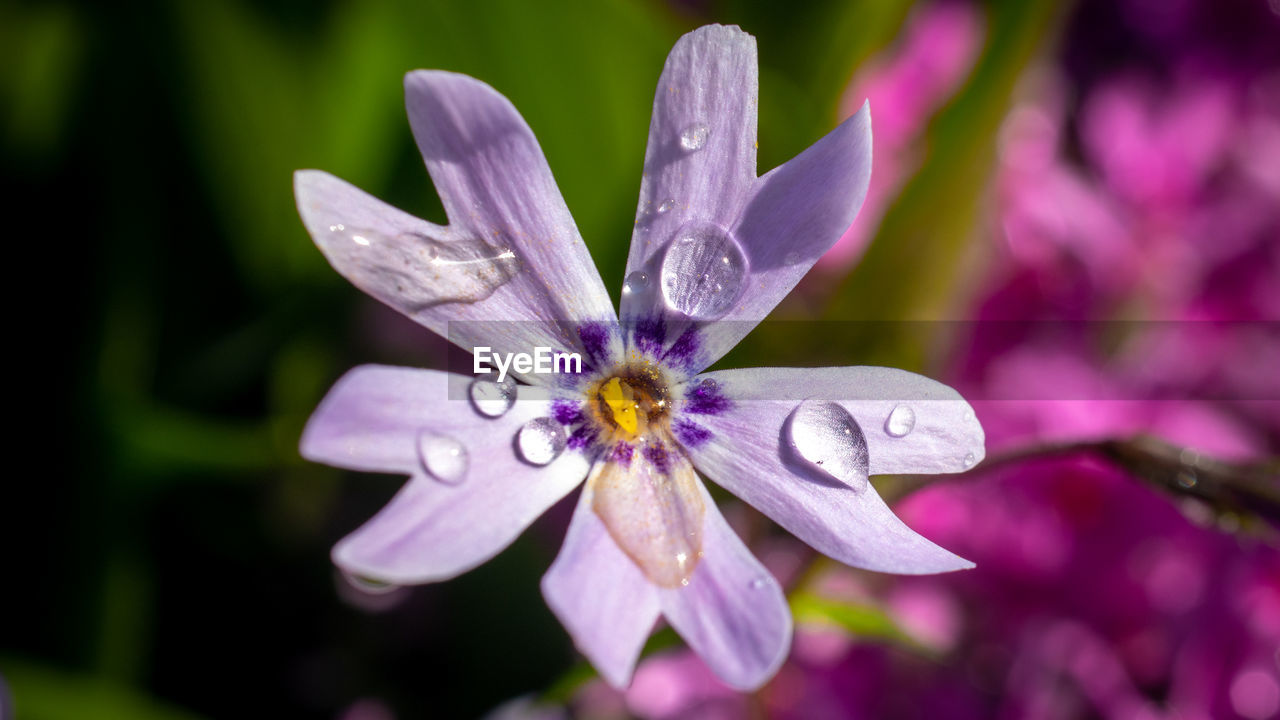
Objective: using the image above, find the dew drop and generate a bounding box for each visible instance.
[659,223,748,320]
[341,571,401,595]
[417,431,468,484]
[963,452,977,468]
[657,198,676,214]
[679,123,709,151]
[750,577,769,590]
[470,373,517,417]
[517,417,567,465]
[786,398,869,492]
[884,404,916,438]
[323,225,521,308]
[622,271,650,297]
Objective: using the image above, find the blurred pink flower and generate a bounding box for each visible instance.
[821,1,985,270]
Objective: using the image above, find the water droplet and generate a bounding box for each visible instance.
[786,398,869,492]
[1176,469,1198,489]
[417,431,468,484]
[322,226,521,308]
[679,123,709,151]
[884,404,916,438]
[657,198,676,214]
[783,251,801,266]
[963,452,977,468]
[622,271,649,296]
[659,223,749,320]
[470,373,517,417]
[341,571,401,595]
[750,577,769,590]
[517,417,567,465]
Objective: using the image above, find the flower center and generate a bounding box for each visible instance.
[590,366,671,441]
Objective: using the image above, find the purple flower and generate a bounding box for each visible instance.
[294,25,984,691]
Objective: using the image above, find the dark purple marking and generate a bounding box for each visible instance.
[609,441,634,467]
[684,378,731,416]
[672,418,713,448]
[663,327,700,369]
[567,425,597,451]
[632,316,666,358]
[577,322,612,367]
[643,441,671,475]
[552,398,583,426]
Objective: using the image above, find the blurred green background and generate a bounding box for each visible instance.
[2,0,1058,717]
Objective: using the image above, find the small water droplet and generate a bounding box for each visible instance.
[341,571,401,595]
[657,198,676,214]
[750,577,769,590]
[517,417,567,465]
[963,452,977,468]
[622,271,649,296]
[679,123,709,151]
[470,373,517,417]
[659,223,749,320]
[1176,469,1198,489]
[884,404,916,438]
[417,431,468,484]
[783,251,801,266]
[786,398,869,492]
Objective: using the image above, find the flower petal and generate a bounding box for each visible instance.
[541,481,661,689]
[658,481,792,692]
[589,440,707,589]
[707,104,872,366]
[679,367,979,574]
[301,365,590,583]
[296,69,621,381]
[624,24,757,299]
[620,25,872,374]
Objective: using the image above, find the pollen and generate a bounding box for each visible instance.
[601,377,640,434]
[589,365,673,442]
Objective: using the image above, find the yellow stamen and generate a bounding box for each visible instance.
[601,377,639,434]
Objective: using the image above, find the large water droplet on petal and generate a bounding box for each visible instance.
[323,225,521,309]
[963,452,977,469]
[591,446,705,588]
[679,123,709,151]
[470,372,517,417]
[657,198,676,214]
[786,398,869,492]
[884,404,916,438]
[517,417,567,465]
[417,430,468,484]
[659,223,748,320]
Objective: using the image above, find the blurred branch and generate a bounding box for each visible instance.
[884,435,1280,531]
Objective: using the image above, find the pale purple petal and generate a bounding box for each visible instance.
[658,481,792,692]
[698,366,985,474]
[624,23,758,311]
[541,480,661,689]
[704,105,872,366]
[296,69,621,381]
[620,25,873,374]
[679,367,978,574]
[301,365,590,583]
